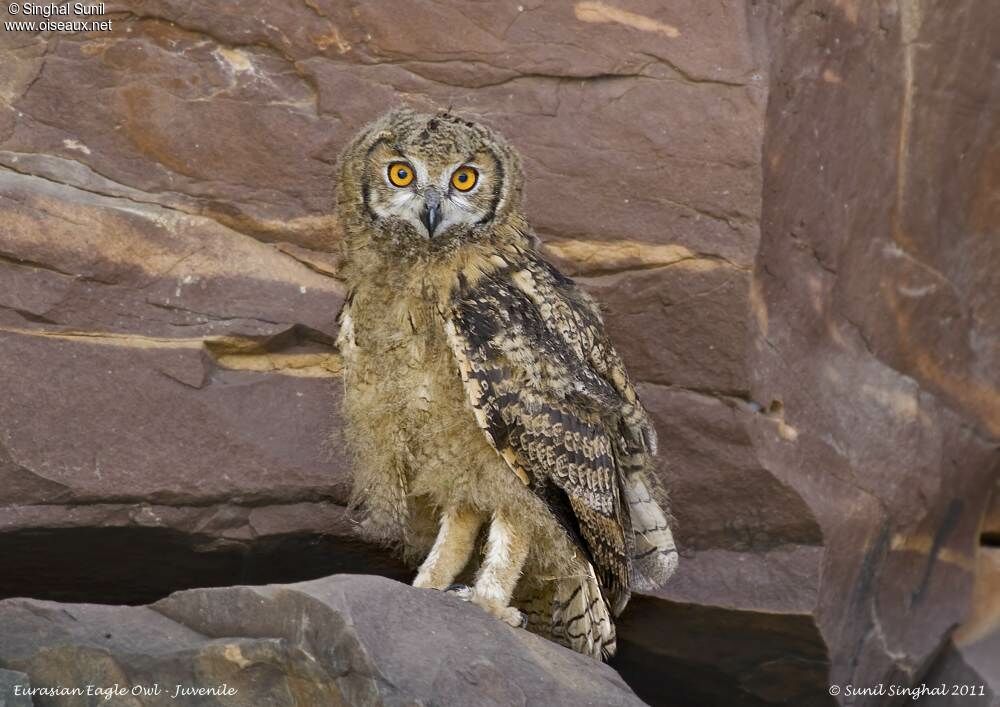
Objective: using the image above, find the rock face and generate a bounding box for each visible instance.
[0,574,645,706]
[0,1,997,706]
[739,3,998,705]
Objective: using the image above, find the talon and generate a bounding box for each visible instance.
[445,583,472,600]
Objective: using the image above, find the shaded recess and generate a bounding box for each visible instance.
[614,597,831,707]
[0,526,411,605]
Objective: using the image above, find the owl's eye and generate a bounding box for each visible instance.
[451,166,478,192]
[387,162,414,187]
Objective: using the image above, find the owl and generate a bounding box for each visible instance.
[334,108,677,660]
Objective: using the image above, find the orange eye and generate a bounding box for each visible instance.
[451,166,478,192]
[387,162,414,187]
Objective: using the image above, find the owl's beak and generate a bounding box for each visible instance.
[420,188,443,237]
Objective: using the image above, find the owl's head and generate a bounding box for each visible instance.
[336,109,526,253]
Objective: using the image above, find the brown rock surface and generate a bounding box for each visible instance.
[1,1,997,706]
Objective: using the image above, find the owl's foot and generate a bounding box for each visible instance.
[486,603,528,629]
[445,584,527,628]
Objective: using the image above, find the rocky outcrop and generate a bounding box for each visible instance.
[0,574,645,706]
[1,1,997,706]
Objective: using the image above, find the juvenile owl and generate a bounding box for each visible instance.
[334,108,677,659]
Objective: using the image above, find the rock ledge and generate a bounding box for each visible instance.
[0,574,644,706]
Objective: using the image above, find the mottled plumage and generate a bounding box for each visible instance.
[334,108,677,660]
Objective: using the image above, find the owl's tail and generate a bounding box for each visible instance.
[519,564,617,660]
[625,472,678,590]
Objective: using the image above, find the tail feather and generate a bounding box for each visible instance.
[523,564,616,660]
[626,473,678,590]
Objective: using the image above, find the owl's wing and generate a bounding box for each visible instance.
[441,250,656,612]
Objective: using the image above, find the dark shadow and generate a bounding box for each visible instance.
[611,596,833,707]
[0,526,412,605]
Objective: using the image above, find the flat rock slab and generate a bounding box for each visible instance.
[0,574,644,707]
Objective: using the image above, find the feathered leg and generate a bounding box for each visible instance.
[450,511,529,627]
[412,506,483,590]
